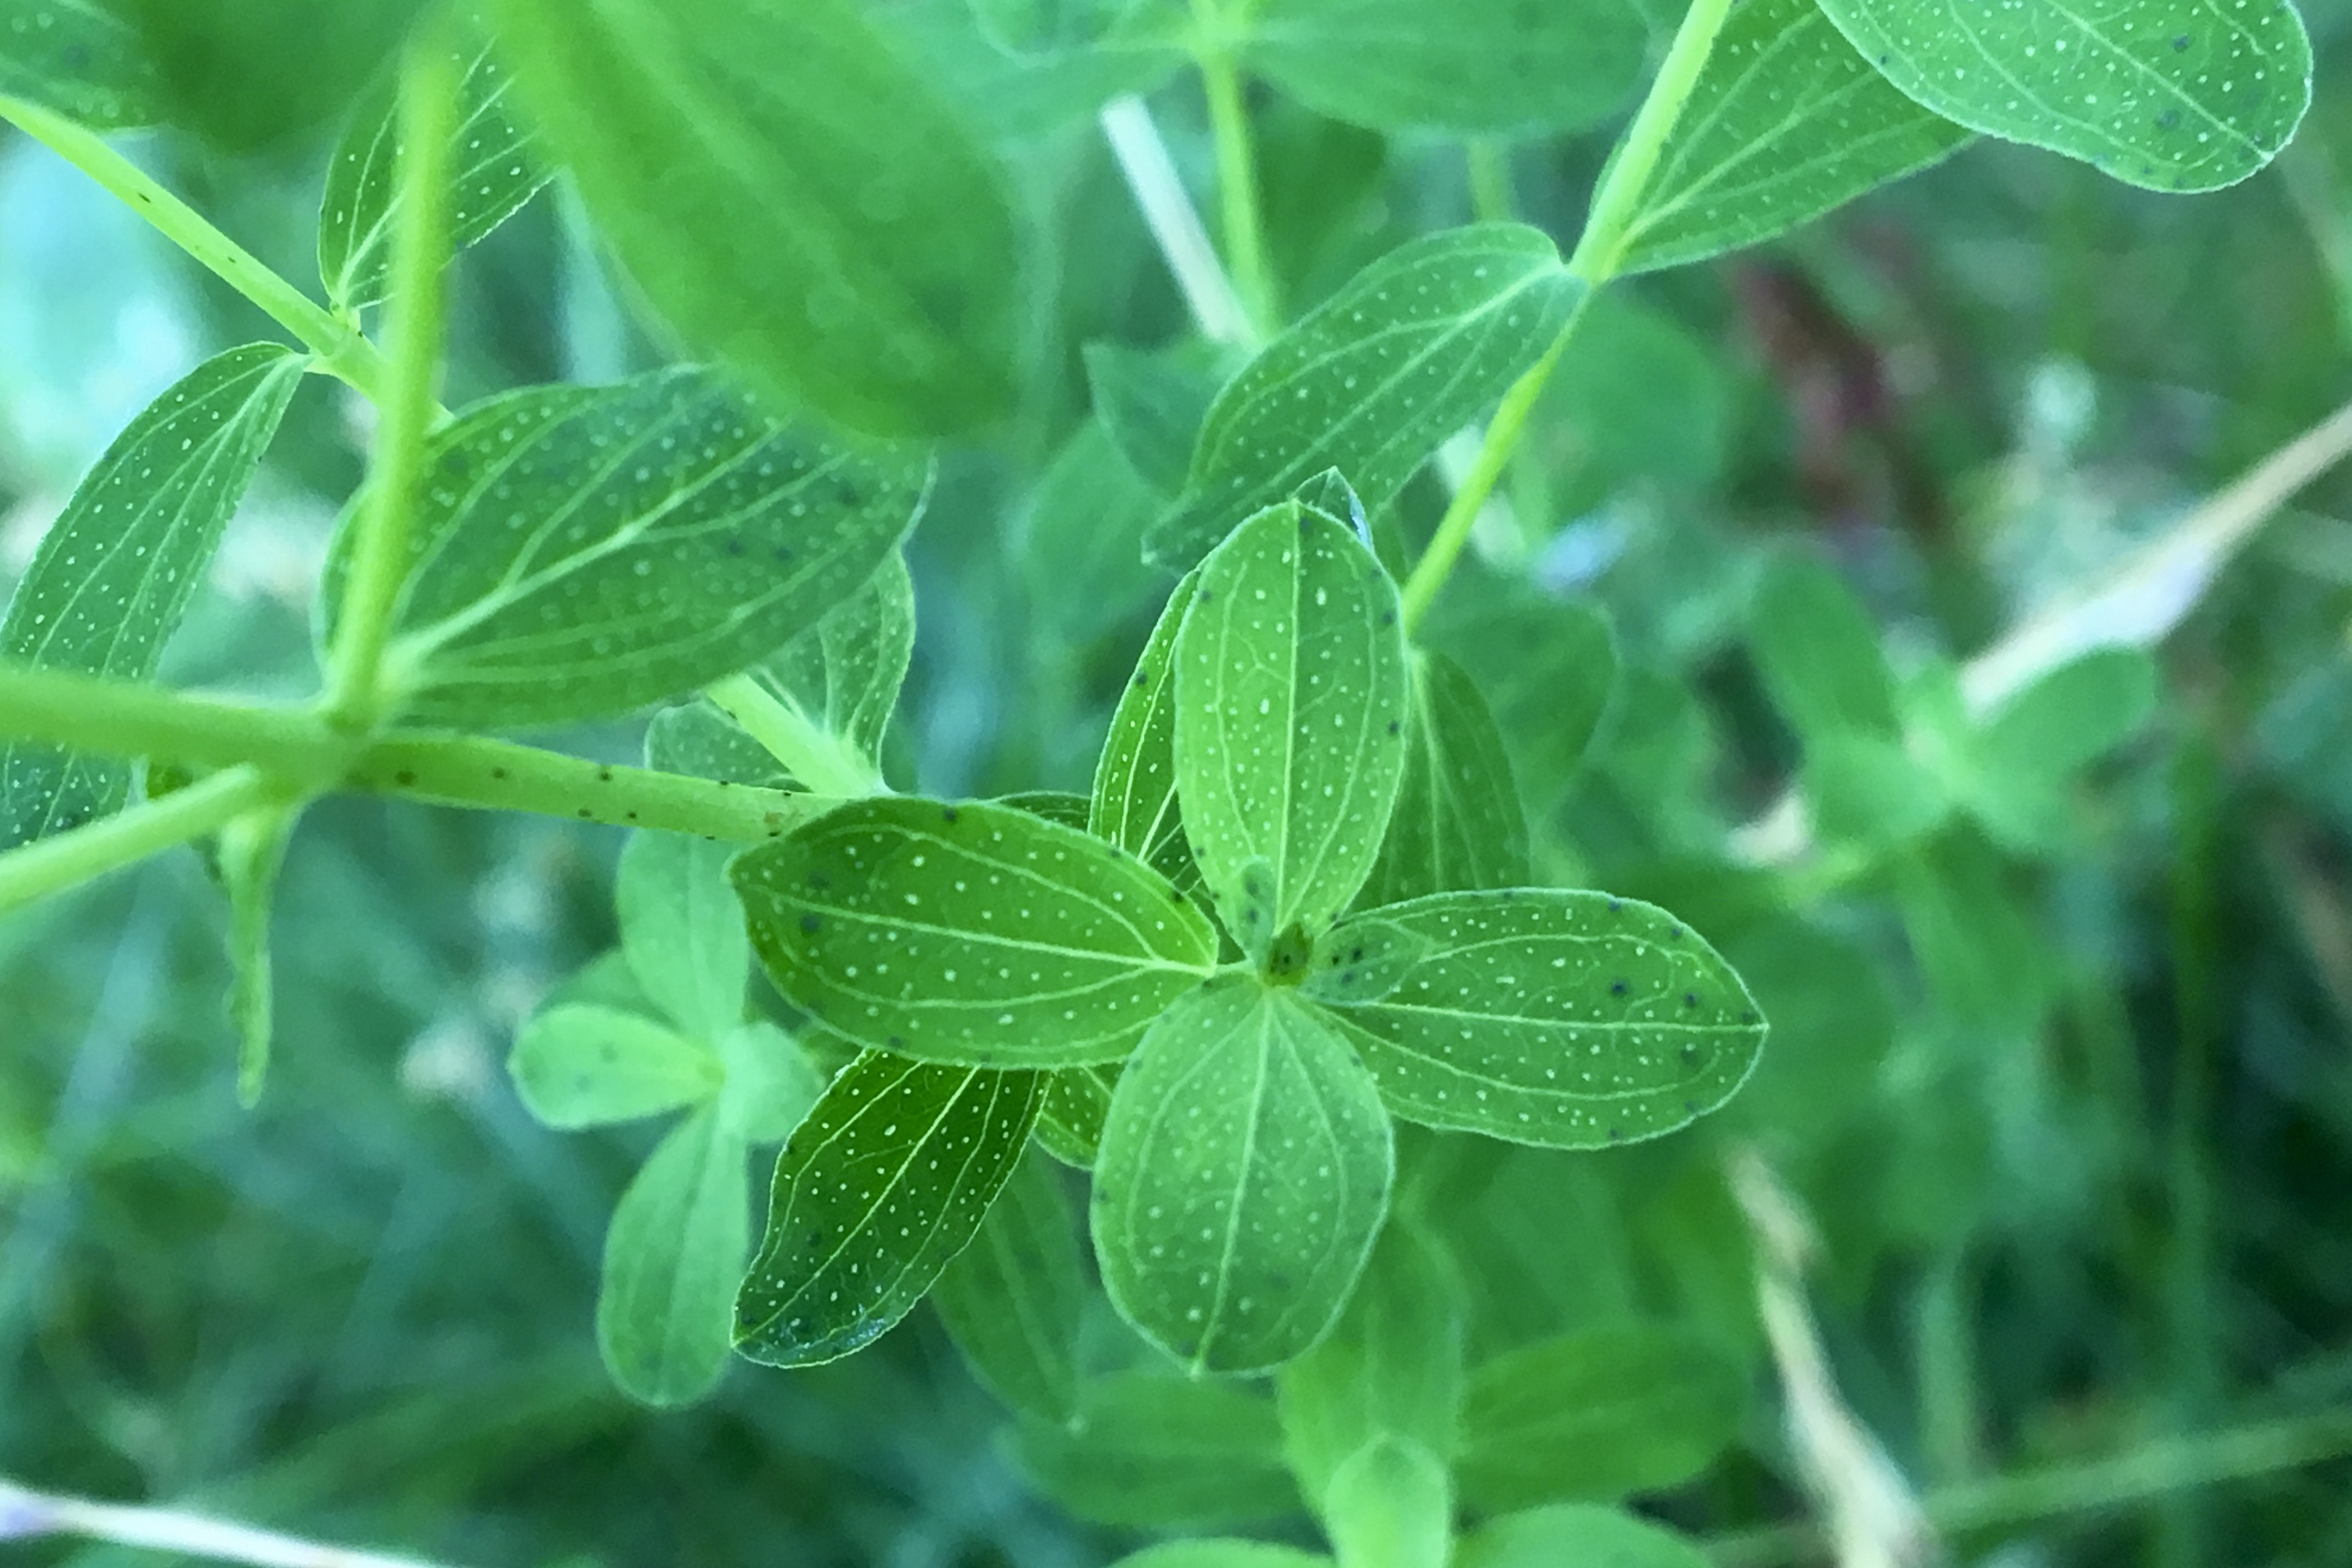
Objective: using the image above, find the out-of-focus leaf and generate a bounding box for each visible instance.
[1455,1505,1713,1568]
[734,797,1217,1067]
[1749,553,1899,742]
[123,0,424,151]
[1815,0,2310,192]
[734,1053,1041,1365]
[1011,1371,1303,1528]
[1322,1436,1451,1568]
[889,0,1184,141]
[317,28,551,311]
[219,800,298,1106]
[1320,891,1766,1148]
[1456,1327,1745,1510]
[1086,340,1226,497]
[714,1021,825,1144]
[616,831,746,1042]
[490,0,1024,436]
[1423,575,1616,812]
[597,1104,748,1406]
[0,0,160,127]
[1151,226,1581,566]
[324,368,926,728]
[1804,733,1949,849]
[1243,0,1645,137]
[1174,503,1410,959]
[1021,421,1170,644]
[1092,976,1393,1375]
[0,344,303,847]
[1616,0,1969,275]
[1108,1547,1331,1568]
[509,1004,723,1129]
[931,1150,1084,1422]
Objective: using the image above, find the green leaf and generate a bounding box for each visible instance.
[1243,0,1645,137]
[1317,890,1766,1149]
[1174,503,1410,960]
[1748,553,1898,742]
[1813,0,2311,193]
[930,1149,1084,1422]
[218,801,299,1108]
[1091,569,1201,893]
[1455,1505,1712,1568]
[1615,0,1970,275]
[489,0,1023,437]
[750,549,916,775]
[1109,1547,1332,1568]
[714,1020,826,1143]
[1895,826,2045,1033]
[617,831,747,1042]
[1010,1371,1304,1528]
[1422,572,1616,812]
[1150,226,1582,567]
[1277,1223,1465,1507]
[1803,733,1949,849]
[317,28,550,311]
[1091,975,1394,1375]
[596,1104,748,1406]
[1457,1328,1745,1511]
[734,797,1216,1067]
[734,1052,1042,1365]
[1302,917,1435,1006]
[1323,1436,1452,1568]
[1975,648,2158,784]
[1359,651,1530,906]
[1085,340,1227,497]
[508,1003,724,1129]
[325,368,926,729]
[1034,1063,1118,1167]
[0,0,160,127]
[0,345,304,847]
[645,701,785,787]
[1020,420,1171,645]
[887,0,1186,141]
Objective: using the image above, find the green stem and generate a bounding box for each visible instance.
[0,95,392,403]
[322,25,461,729]
[0,767,284,915]
[1466,141,1516,224]
[1397,0,1737,630]
[0,662,349,784]
[705,675,884,798]
[1192,1,1275,333]
[1704,1405,2352,1566]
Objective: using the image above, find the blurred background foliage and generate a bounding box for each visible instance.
[6,1,2352,1564]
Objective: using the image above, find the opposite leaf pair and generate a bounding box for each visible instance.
[730,497,1767,1375]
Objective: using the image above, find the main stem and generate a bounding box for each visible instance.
[322,27,461,729]
[1397,0,1738,631]
[0,95,392,403]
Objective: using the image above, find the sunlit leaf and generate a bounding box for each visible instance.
[509,1003,724,1129]
[1456,1327,1744,1511]
[750,549,915,777]
[1455,1505,1712,1568]
[734,797,1217,1068]
[1091,569,1201,894]
[0,345,303,848]
[1150,226,1581,566]
[1243,0,1645,137]
[597,1104,748,1406]
[317,28,550,311]
[615,831,746,1042]
[0,0,160,126]
[1174,503,1410,960]
[1814,0,2311,193]
[1011,1371,1304,1527]
[734,1052,1042,1366]
[1034,1063,1118,1167]
[1318,890,1766,1148]
[1322,1436,1451,1568]
[1616,0,1970,275]
[930,1149,1084,1422]
[1359,651,1529,906]
[325,368,927,728]
[489,0,1023,436]
[1092,975,1394,1375]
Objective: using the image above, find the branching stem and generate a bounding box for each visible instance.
[0,767,282,914]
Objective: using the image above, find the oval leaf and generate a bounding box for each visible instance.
[930,1149,1085,1422]
[596,1105,749,1406]
[1317,890,1766,1148]
[1243,0,1645,137]
[1150,226,1581,567]
[734,1052,1043,1366]
[1358,650,1530,908]
[1616,0,1970,275]
[489,0,1022,437]
[1091,975,1395,1376]
[317,29,551,311]
[1174,503,1410,960]
[1090,567,1202,894]
[329,367,927,729]
[0,345,304,847]
[1324,1436,1452,1568]
[1813,0,2311,193]
[1011,1371,1303,1528]
[715,1020,826,1143]
[1456,1505,1712,1568]
[617,830,748,1041]
[509,1003,723,1129]
[734,796,1218,1068]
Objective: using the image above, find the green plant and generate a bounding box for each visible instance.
[0,0,2339,1565]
